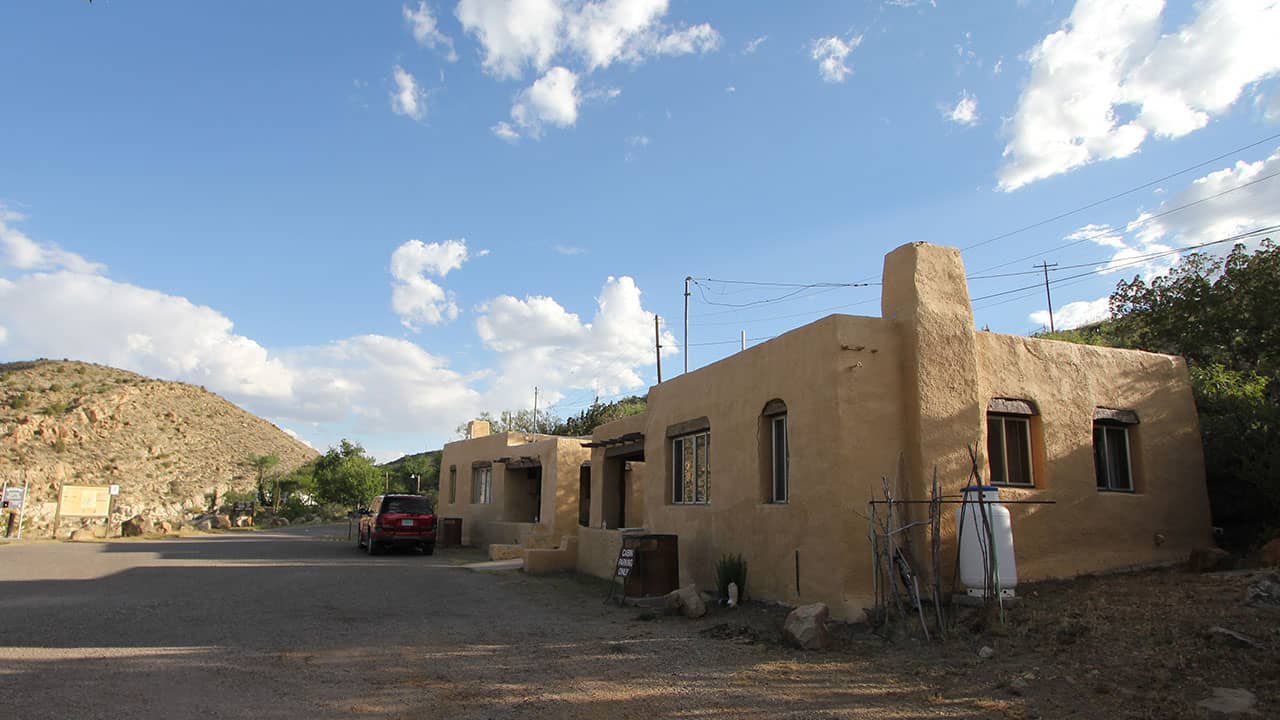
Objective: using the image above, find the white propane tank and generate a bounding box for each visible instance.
[957,485,1018,597]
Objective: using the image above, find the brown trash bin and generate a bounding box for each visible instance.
[622,533,679,598]
[440,517,463,547]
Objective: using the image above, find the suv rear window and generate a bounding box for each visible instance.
[380,496,433,515]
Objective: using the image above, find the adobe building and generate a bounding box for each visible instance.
[575,241,1211,620]
[437,420,590,561]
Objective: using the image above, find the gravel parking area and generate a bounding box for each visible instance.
[4,527,1271,718]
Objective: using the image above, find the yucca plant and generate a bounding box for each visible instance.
[715,553,748,603]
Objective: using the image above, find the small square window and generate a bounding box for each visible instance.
[1093,422,1133,492]
[987,414,1034,487]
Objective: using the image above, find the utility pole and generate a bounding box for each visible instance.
[532,386,539,434]
[740,330,746,351]
[1036,261,1060,333]
[654,315,663,383]
[683,276,692,374]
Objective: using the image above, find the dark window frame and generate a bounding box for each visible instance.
[987,413,1035,487]
[1093,420,1135,492]
[671,429,711,505]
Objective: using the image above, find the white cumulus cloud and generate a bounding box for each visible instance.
[811,34,863,84]
[503,66,580,140]
[743,35,767,54]
[1030,297,1111,330]
[390,65,426,121]
[944,90,979,126]
[404,1,458,61]
[1000,0,1280,191]
[476,275,678,409]
[389,239,471,330]
[1,207,104,275]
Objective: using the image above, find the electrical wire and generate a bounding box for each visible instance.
[961,131,1280,253]
[968,224,1277,304]
[966,169,1280,276]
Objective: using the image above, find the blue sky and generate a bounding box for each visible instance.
[2,1,1279,460]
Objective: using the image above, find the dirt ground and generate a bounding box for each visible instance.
[685,567,1279,719]
[1,528,1275,719]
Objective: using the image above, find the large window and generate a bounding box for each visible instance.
[1093,422,1133,492]
[448,466,457,504]
[471,465,492,504]
[672,431,711,504]
[987,414,1033,487]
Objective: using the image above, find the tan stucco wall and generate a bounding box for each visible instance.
[612,315,904,619]
[973,332,1212,579]
[563,241,1209,620]
[438,432,589,548]
[576,526,625,579]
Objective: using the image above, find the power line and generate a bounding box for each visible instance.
[969,224,1277,304]
[967,169,1280,276]
[961,131,1280,253]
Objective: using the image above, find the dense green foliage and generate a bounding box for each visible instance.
[378,450,442,508]
[459,395,648,438]
[1040,240,1279,548]
[312,439,383,509]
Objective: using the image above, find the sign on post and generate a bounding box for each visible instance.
[57,485,112,518]
[2,486,24,510]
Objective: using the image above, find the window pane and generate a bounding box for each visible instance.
[1093,426,1108,489]
[694,432,708,503]
[1005,418,1032,486]
[773,416,788,502]
[672,437,683,503]
[682,437,695,503]
[703,432,711,503]
[987,416,1007,484]
[1106,426,1132,491]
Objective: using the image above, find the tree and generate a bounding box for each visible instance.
[455,395,648,439]
[313,439,383,509]
[245,453,280,506]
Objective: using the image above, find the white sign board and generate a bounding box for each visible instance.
[109,484,120,496]
[2,486,24,509]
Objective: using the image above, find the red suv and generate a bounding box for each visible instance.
[358,494,436,555]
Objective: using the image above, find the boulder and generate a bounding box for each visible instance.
[211,514,231,530]
[1197,687,1256,716]
[978,645,996,659]
[783,603,830,650]
[1188,547,1234,573]
[121,516,152,537]
[664,585,707,619]
[269,517,290,527]
[1261,538,1280,568]
[194,518,213,531]
[69,528,95,542]
[156,520,174,535]
[677,584,707,619]
[234,515,252,528]
[1245,572,1280,609]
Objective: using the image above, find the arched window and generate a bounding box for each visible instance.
[762,399,788,503]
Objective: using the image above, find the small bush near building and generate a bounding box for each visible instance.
[716,553,748,603]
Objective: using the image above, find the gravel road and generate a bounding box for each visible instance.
[0,527,980,719]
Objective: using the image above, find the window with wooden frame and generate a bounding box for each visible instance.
[670,422,711,505]
[471,464,492,504]
[448,465,457,504]
[986,399,1036,487]
[1093,408,1138,492]
[761,399,789,503]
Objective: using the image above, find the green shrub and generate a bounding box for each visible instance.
[8,392,30,410]
[39,401,68,416]
[715,553,748,602]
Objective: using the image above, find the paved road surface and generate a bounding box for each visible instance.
[0,527,964,719]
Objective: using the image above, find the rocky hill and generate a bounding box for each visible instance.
[0,360,317,537]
